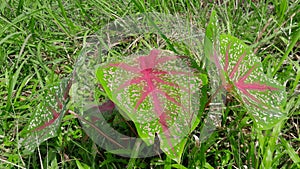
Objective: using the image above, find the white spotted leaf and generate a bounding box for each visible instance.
[205,11,286,130]
[216,34,287,129]
[97,49,203,162]
[20,78,72,154]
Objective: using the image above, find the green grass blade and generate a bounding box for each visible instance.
[0,32,22,46]
[281,138,300,165]
[272,28,300,76]
[6,59,27,110]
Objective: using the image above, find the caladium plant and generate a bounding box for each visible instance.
[20,77,72,154]
[20,11,288,164]
[96,49,204,162]
[20,76,117,154]
[205,11,287,130]
[218,34,287,129]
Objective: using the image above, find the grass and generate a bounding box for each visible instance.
[0,0,299,168]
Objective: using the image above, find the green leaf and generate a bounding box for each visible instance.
[217,34,287,129]
[281,138,300,164]
[204,10,219,60]
[204,10,287,130]
[75,159,91,169]
[171,163,188,169]
[203,9,224,140]
[20,77,72,154]
[97,49,202,162]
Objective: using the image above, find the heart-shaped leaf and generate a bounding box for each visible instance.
[217,34,287,129]
[97,49,203,162]
[20,78,72,154]
[205,11,287,130]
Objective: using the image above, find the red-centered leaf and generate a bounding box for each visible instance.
[95,99,115,112]
[20,78,72,154]
[33,107,60,131]
[97,49,202,162]
[87,100,115,122]
[215,34,287,129]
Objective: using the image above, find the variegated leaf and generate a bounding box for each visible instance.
[97,49,202,162]
[205,10,286,130]
[20,78,72,154]
[216,34,287,129]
